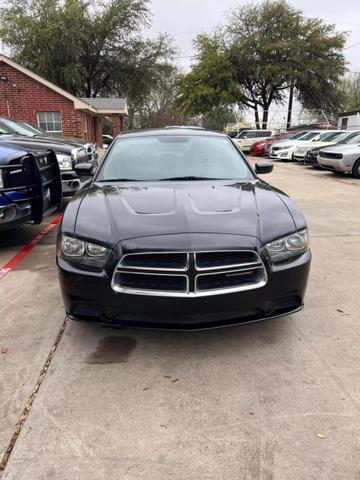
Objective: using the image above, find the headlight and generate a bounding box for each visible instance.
[0,171,4,189]
[57,154,73,171]
[265,229,309,263]
[60,235,109,267]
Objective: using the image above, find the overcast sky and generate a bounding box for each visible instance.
[149,0,360,125]
[149,0,360,73]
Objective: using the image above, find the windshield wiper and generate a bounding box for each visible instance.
[158,176,220,181]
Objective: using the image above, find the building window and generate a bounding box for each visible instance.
[37,112,63,135]
[341,117,348,130]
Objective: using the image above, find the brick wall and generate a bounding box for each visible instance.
[0,61,86,139]
[111,114,123,137]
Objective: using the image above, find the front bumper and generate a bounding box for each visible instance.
[318,157,350,172]
[304,154,319,166]
[293,152,306,161]
[270,149,292,160]
[251,146,266,156]
[0,202,31,231]
[61,171,83,196]
[57,251,311,330]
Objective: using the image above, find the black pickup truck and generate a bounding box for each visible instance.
[0,119,97,196]
[0,144,62,231]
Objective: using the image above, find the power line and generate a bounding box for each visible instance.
[344,41,360,50]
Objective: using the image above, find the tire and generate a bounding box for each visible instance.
[352,159,360,179]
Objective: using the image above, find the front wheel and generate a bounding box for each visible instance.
[352,159,360,179]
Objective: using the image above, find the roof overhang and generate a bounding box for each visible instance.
[0,54,95,112]
[0,54,128,116]
[88,109,128,115]
[338,110,360,117]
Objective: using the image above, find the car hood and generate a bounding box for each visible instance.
[34,135,90,147]
[253,138,273,146]
[0,135,77,154]
[297,140,336,149]
[271,139,305,148]
[65,180,305,246]
[319,144,360,154]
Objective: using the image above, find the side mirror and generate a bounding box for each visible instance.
[255,161,273,174]
[74,163,94,177]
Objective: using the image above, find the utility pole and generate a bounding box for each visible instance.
[286,83,294,129]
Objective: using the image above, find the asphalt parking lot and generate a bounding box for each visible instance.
[1,160,360,480]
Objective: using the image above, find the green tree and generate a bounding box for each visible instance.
[0,0,174,98]
[200,106,237,131]
[340,73,360,112]
[177,35,239,117]
[127,65,193,129]
[178,0,347,129]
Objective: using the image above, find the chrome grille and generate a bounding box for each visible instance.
[114,271,188,295]
[196,268,266,293]
[112,250,267,297]
[195,250,261,270]
[120,252,188,271]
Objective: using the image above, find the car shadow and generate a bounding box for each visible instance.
[68,315,294,363]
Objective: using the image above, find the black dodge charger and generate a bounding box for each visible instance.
[57,129,311,330]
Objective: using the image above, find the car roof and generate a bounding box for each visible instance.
[116,128,226,139]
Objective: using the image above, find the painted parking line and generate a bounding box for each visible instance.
[0,214,62,280]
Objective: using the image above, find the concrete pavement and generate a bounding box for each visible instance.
[1,160,359,479]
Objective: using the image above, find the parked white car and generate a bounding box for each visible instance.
[293,130,349,161]
[234,129,274,152]
[270,130,335,160]
[317,131,360,178]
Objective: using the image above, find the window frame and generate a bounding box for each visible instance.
[37,112,63,135]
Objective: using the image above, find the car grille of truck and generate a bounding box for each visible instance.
[111,251,267,297]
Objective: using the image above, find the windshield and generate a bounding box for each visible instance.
[235,131,250,139]
[319,131,348,142]
[338,132,360,145]
[299,131,322,141]
[96,135,254,182]
[289,131,310,140]
[314,131,338,141]
[0,118,36,137]
[24,123,46,135]
[0,125,12,135]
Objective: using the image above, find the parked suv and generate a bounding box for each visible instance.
[234,130,274,152]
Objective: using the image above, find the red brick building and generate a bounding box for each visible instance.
[0,54,127,147]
